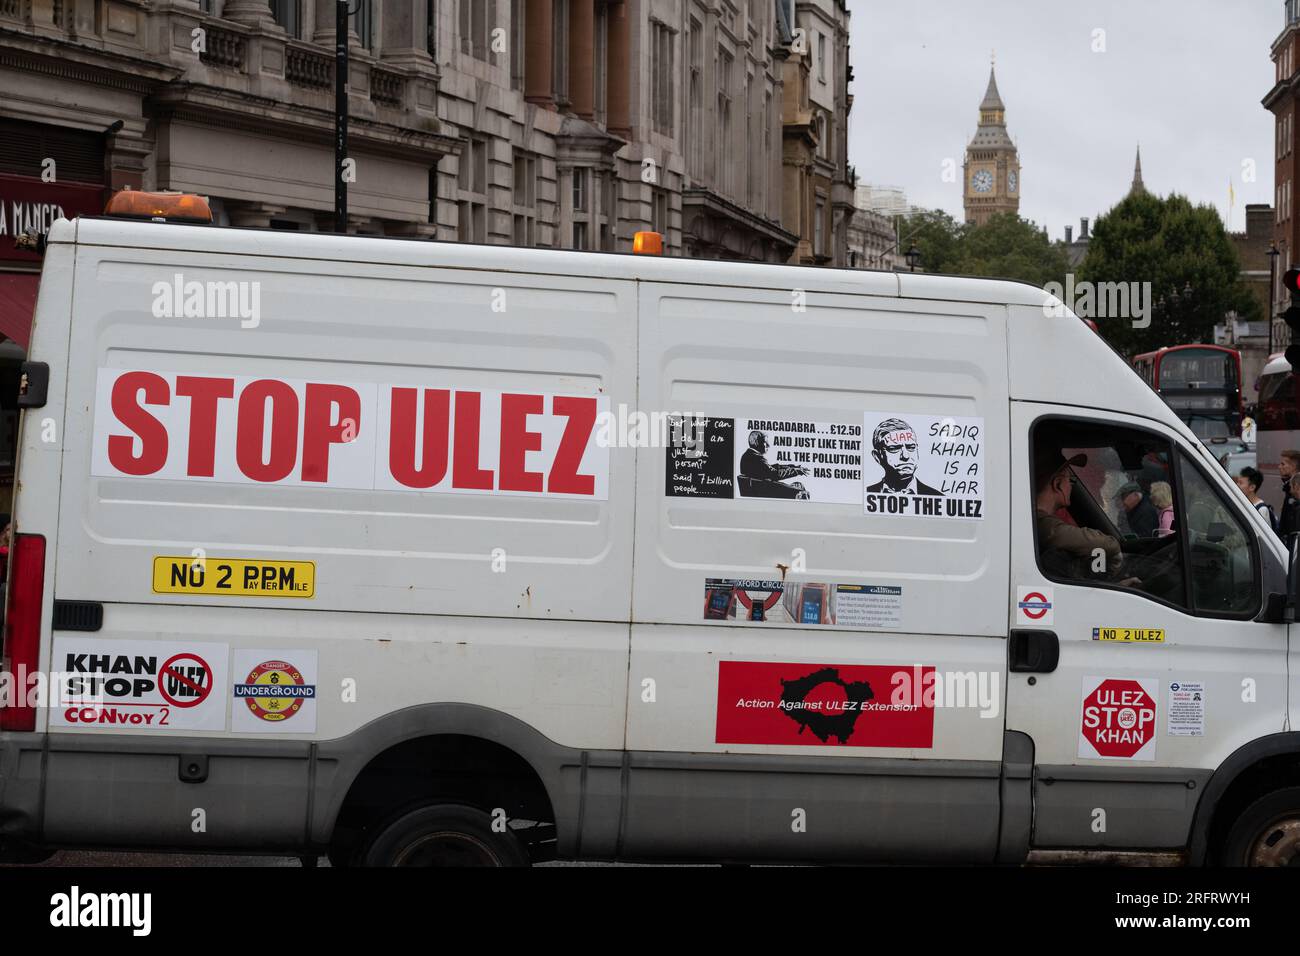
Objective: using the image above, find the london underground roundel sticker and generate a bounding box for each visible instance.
[1078,675,1157,761]
[231,649,318,734]
[1016,586,1053,625]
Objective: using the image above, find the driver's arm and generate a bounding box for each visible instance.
[1040,518,1123,566]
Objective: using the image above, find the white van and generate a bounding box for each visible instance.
[1,201,1298,867]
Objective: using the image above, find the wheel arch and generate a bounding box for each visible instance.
[311,703,597,860]
[1187,731,1300,865]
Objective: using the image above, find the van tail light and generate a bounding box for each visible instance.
[0,534,46,732]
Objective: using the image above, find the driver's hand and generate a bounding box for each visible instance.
[1115,576,1142,588]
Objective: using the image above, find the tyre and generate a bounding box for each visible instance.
[357,803,530,867]
[1221,786,1300,866]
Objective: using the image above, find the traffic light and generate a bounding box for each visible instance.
[1285,267,1300,372]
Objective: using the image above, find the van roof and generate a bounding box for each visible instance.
[54,216,1059,310]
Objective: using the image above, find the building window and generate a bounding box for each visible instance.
[817,32,826,81]
[460,0,488,59]
[816,112,831,160]
[716,48,733,191]
[270,0,300,37]
[814,200,825,256]
[511,150,537,246]
[763,90,772,208]
[514,152,536,207]
[573,221,588,250]
[513,214,534,246]
[351,0,374,51]
[573,168,588,213]
[594,2,609,124]
[458,136,489,242]
[651,21,675,136]
[510,0,526,90]
[427,0,437,57]
[688,19,703,178]
[746,75,755,204]
[652,188,669,236]
[602,174,617,250]
[553,0,570,105]
[428,165,438,224]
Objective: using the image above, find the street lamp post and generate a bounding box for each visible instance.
[334,0,351,234]
[1269,242,1282,356]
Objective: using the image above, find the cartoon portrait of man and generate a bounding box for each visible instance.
[865,417,944,496]
[738,430,810,499]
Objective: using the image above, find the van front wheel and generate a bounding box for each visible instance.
[1222,787,1300,867]
[358,803,531,867]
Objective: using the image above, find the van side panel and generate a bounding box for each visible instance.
[624,284,1011,861]
[36,243,635,847]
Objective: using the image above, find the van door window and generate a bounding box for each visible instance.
[1177,452,1258,615]
[1032,420,1186,608]
[1031,419,1261,617]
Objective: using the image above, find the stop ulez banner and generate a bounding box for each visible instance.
[91,368,610,499]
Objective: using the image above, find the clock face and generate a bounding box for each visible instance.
[972,170,994,194]
[1008,171,1018,192]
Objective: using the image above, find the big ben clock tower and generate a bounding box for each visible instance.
[963,63,1020,226]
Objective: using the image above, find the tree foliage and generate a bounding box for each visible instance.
[896,211,1069,289]
[1080,192,1260,356]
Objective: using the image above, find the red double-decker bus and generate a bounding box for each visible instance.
[1131,344,1243,441]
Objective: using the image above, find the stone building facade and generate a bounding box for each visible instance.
[1220,203,1278,401]
[1264,0,1300,348]
[0,0,855,280]
[777,0,853,265]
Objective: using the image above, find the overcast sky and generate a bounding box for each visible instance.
[847,0,1280,239]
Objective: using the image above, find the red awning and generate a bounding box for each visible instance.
[0,272,38,351]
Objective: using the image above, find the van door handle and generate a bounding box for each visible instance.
[1009,630,1059,673]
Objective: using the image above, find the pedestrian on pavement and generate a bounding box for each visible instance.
[1117,481,1159,538]
[1149,481,1176,536]
[1281,465,1300,539]
[1235,467,1277,533]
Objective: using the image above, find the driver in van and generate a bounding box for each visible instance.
[1034,446,1139,586]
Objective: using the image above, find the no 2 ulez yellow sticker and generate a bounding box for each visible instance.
[1092,626,1165,643]
[152,557,315,598]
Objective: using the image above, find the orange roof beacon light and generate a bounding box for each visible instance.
[103,190,213,224]
[632,231,663,256]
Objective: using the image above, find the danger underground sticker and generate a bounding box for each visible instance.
[51,638,229,731]
[231,650,318,733]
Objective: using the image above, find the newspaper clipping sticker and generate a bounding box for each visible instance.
[704,578,902,628]
[734,419,864,503]
[862,412,985,520]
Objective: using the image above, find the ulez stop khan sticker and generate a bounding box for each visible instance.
[1078,675,1157,761]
